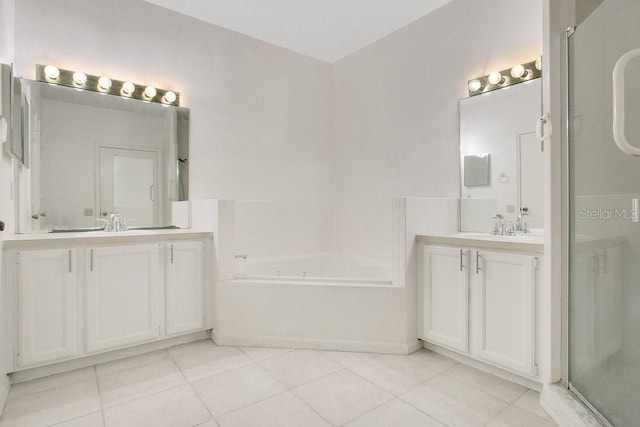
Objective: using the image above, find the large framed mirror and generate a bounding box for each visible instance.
[459,78,542,233]
[13,78,190,233]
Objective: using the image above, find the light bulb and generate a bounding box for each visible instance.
[468,79,482,92]
[72,71,87,86]
[510,64,526,78]
[535,57,542,71]
[44,65,60,81]
[142,86,157,100]
[97,76,112,92]
[121,81,135,96]
[488,72,503,85]
[162,91,177,104]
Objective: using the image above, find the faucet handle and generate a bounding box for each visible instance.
[96,218,111,232]
[505,220,516,236]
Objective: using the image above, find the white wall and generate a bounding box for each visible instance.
[13,0,335,203]
[332,0,542,260]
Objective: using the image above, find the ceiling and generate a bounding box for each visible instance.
[143,0,453,63]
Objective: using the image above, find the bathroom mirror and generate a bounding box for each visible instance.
[13,78,190,233]
[459,78,542,233]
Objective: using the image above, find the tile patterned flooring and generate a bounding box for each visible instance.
[0,340,557,427]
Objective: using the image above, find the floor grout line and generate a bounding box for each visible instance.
[94,349,173,379]
[4,344,554,427]
[441,369,529,405]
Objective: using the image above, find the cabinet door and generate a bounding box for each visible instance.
[18,249,77,367]
[422,245,469,353]
[476,250,536,375]
[166,241,205,335]
[86,244,160,353]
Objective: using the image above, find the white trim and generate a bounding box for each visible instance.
[211,331,421,355]
[540,383,605,427]
[423,342,541,391]
[10,330,208,383]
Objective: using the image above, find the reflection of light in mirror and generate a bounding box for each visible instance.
[535,57,542,70]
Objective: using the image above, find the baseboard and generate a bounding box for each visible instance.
[11,331,210,384]
[540,383,605,427]
[423,342,542,391]
[211,331,416,355]
[0,374,9,417]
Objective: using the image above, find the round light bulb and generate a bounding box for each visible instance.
[121,81,135,96]
[44,65,60,81]
[535,57,542,71]
[162,91,177,104]
[510,64,526,78]
[488,72,503,85]
[468,79,482,92]
[72,71,87,86]
[143,86,157,100]
[97,76,112,92]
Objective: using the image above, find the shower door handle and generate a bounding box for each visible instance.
[613,48,640,156]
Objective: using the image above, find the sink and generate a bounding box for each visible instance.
[128,226,181,231]
[50,227,104,233]
[50,225,181,233]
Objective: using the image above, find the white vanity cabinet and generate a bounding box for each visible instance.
[8,232,212,371]
[419,238,541,378]
[422,245,469,353]
[85,244,160,353]
[16,249,78,367]
[166,241,205,336]
[475,250,536,376]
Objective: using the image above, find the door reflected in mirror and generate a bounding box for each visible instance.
[459,78,542,233]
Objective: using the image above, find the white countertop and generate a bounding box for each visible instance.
[416,232,544,253]
[3,229,213,248]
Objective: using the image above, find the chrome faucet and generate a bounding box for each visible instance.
[491,214,505,235]
[516,207,529,233]
[97,213,128,232]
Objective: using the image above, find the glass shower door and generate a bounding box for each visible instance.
[569,0,640,425]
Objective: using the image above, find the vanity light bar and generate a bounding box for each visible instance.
[467,57,542,97]
[36,64,180,106]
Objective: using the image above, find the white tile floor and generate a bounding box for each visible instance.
[0,340,557,427]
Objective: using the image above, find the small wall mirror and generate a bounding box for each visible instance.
[463,154,490,186]
[459,78,542,233]
[13,78,190,233]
